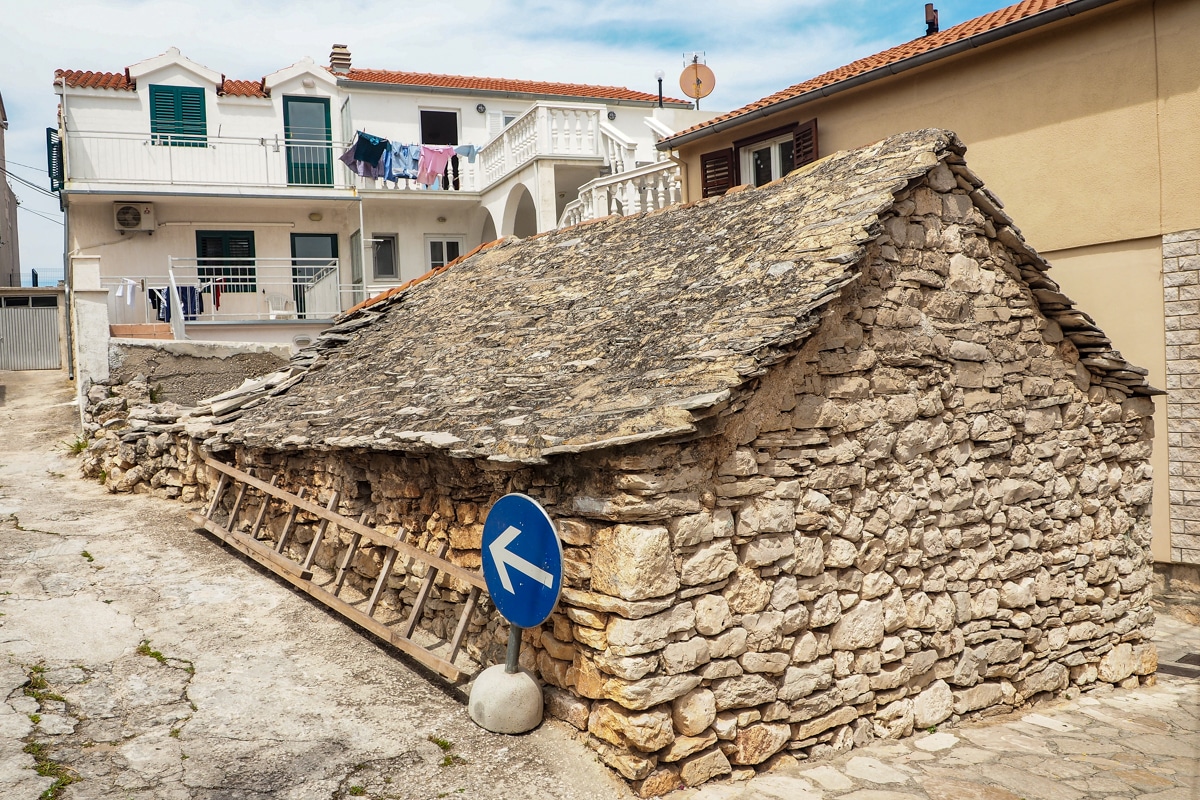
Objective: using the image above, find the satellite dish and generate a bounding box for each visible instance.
[679,58,716,108]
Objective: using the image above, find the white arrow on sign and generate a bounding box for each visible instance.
[489,525,554,593]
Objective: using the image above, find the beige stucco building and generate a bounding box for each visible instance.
[659,0,1200,567]
[0,91,20,288]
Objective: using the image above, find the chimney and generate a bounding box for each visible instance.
[925,4,939,35]
[330,44,352,74]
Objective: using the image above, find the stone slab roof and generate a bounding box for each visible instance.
[224,128,1156,462]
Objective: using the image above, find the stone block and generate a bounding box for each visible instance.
[738,498,796,535]
[544,686,590,730]
[679,747,731,786]
[660,730,718,762]
[694,594,732,636]
[912,679,954,728]
[1097,642,1135,683]
[672,687,717,736]
[662,637,711,675]
[723,722,791,765]
[829,599,885,650]
[606,604,695,657]
[724,566,772,614]
[634,767,682,799]
[591,524,679,601]
[589,700,675,753]
[605,673,703,711]
[681,538,738,586]
[951,682,1004,715]
[589,738,655,781]
[711,673,778,711]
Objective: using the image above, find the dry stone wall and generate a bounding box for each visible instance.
[76,168,1158,796]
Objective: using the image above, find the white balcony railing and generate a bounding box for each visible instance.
[559,161,682,228]
[65,131,355,190]
[103,258,344,334]
[478,103,639,186]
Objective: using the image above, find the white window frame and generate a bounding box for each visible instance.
[740,133,795,188]
[371,233,398,280]
[425,235,466,270]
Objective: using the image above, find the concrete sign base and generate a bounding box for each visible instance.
[468,665,543,734]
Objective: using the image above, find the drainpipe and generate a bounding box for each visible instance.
[60,85,75,382]
[357,190,365,301]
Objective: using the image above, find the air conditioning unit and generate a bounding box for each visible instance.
[113,202,156,233]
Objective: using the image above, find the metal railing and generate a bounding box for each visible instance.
[64,131,355,190]
[103,258,344,334]
[559,161,683,228]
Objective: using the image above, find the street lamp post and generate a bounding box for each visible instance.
[655,70,665,109]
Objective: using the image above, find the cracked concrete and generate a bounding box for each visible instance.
[0,369,632,800]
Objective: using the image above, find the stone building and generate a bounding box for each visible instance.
[84,129,1159,795]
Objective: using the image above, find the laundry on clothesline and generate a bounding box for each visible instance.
[338,131,478,187]
[148,286,204,323]
[114,278,139,306]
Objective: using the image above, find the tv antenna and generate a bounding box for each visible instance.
[679,53,716,110]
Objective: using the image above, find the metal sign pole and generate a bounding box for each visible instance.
[505,625,522,674]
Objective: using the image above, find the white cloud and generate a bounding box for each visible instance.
[0,0,1008,280]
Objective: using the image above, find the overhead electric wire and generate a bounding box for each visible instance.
[4,159,51,173]
[18,205,64,226]
[0,165,59,199]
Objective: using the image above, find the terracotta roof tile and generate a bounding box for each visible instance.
[55,69,134,91]
[667,0,1085,141]
[341,68,689,105]
[219,78,268,98]
[55,68,269,98]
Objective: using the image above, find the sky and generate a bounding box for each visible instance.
[0,0,1015,286]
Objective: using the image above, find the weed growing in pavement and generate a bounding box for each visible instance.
[24,739,80,798]
[136,640,167,664]
[135,640,196,676]
[29,713,41,724]
[427,735,466,767]
[64,435,88,455]
[348,787,366,797]
[80,551,94,563]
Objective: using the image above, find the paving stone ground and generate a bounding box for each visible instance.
[668,615,1200,800]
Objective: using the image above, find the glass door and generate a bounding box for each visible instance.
[284,97,332,186]
[291,234,338,318]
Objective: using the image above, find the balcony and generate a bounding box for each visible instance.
[559,161,682,228]
[103,258,348,339]
[63,131,358,194]
[477,103,638,187]
[62,130,495,197]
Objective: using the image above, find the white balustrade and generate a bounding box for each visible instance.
[477,103,605,187]
[557,161,682,228]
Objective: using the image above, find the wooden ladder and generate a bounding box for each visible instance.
[188,456,486,682]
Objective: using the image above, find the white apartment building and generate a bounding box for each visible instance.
[52,46,714,357]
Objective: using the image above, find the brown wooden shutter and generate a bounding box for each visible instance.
[700,148,735,198]
[794,119,818,166]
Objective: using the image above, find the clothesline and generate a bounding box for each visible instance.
[339,131,479,188]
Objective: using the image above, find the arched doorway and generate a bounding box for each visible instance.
[502,184,538,238]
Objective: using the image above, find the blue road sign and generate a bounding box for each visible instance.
[481,493,563,629]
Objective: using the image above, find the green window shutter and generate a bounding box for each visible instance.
[150,85,206,146]
[197,231,256,292]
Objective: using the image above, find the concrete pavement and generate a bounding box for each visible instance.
[1,367,1198,800]
[0,368,631,800]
